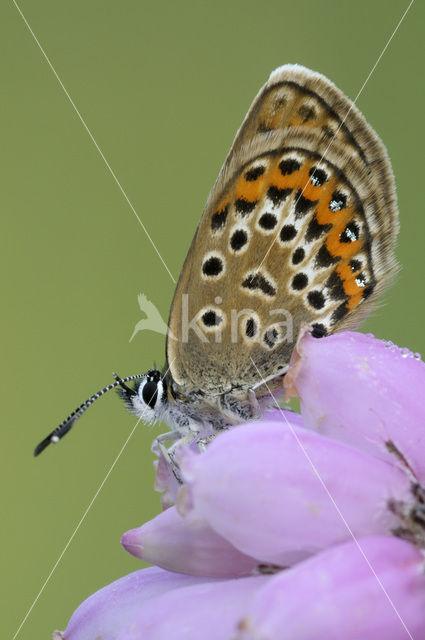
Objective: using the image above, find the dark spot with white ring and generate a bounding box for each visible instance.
[280,225,297,242]
[259,213,278,230]
[311,323,327,338]
[245,166,265,181]
[245,317,257,338]
[230,229,248,252]
[292,247,305,265]
[292,273,308,290]
[307,290,326,310]
[202,310,222,327]
[202,256,223,277]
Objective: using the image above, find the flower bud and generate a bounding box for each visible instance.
[121,506,259,577]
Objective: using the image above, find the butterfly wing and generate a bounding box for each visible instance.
[167,64,398,395]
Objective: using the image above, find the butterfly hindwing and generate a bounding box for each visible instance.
[166,64,399,395]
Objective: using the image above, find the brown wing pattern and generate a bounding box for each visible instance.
[167,65,399,395]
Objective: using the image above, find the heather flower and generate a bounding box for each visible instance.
[52,567,219,640]
[285,329,425,481]
[236,537,425,640]
[53,332,425,639]
[177,419,411,566]
[121,505,259,577]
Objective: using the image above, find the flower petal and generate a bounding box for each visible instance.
[286,330,425,480]
[180,422,411,565]
[59,567,218,640]
[237,537,425,639]
[116,576,269,640]
[121,506,259,577]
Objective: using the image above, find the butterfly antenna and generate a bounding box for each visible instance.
[34,373,145,457]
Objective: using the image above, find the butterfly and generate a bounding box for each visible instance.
[34,64,399,457]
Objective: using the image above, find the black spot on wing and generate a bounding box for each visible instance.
[280,225,297,242]
[264,327,278,349]
[245,166,265,181]
[242,273,276,297]
[309,166,328,186]
[326,271,347,300]
[294,190,317,218]
[331,302,349,324]
[315,244,339,268]
[268,186,291,207]
[245,317,257,338]
[292,273,308,290]
[292,247,305,265]
[305,216,331,243]
[340,222,360,243]
[311,323,328,338]
[235,198,257,216]
[202,310,222,327]
[350,259,362,272]
[202,256,223,277]
[307,290,326,310]
[259,212,278,230]
[211,206,228,232]
[230,229,248,252]
[329,191,347,212]
[279,158,301,175]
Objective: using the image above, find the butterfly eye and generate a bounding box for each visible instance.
[141,379,159,408]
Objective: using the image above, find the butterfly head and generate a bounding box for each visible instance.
[120,369,168,423]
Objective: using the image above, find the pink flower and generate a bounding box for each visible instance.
[54,332,425,639]
[285,330,425,481]
[177,419,411,566]
[121,506,259,578]
[236,537,425,640]
[53,567,219,640]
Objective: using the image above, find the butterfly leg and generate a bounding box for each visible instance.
[151,429,181,456]
[248,388,261,416]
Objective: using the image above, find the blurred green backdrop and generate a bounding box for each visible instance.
[2,0,423,637]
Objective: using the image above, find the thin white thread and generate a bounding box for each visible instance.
[12,0,176,284]
[12,417,141,640]
[256,0,415,272]
[12,359,175,639]
[250,357,414,640]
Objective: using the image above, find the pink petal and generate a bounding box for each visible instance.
[286,330,425,480]
[121,506,259,577]
[116,575,269,640]
[237,537,425,639]
[180,422,411,565]
[59,567,218,640]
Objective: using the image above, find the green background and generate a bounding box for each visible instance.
[2,1,423,637]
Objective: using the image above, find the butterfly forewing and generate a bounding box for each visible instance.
[167,64,398,396]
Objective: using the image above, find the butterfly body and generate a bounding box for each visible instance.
[34,64,399,455]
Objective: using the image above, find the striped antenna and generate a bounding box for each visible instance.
[34,373,145,457]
